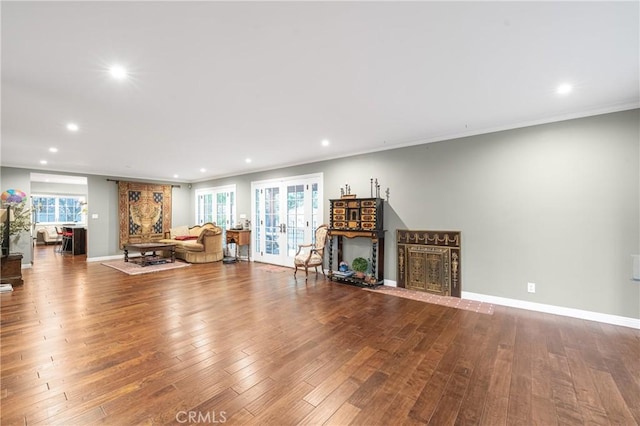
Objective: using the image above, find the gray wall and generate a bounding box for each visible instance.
[2,109,638,318]
[0,167,33,264]
[193,109,640,319]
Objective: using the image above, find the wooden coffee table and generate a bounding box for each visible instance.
[123,242,176,267]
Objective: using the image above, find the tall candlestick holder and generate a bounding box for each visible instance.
[340,183,356,199]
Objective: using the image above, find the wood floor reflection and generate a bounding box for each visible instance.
[1,245,639,425]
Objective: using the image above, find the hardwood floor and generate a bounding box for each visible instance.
[2,245,639,425]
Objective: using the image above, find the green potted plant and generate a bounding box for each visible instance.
[1,199,31,255]
[351,257,368,279]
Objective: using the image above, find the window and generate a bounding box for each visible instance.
[33,197,56,222]
[32,195,86,224]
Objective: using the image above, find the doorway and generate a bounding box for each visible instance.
[30,172,88,263]
[251,173,323,267]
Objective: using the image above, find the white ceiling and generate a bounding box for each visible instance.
[2,1,638,183]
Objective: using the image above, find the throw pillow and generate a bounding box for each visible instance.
[170,225,190,239]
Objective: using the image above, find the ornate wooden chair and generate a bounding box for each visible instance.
[294,224,329,281]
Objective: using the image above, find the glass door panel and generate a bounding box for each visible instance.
[264,186,280,256]
[253,185,283,264]
[196,193,214,225]
[286,184,305,258]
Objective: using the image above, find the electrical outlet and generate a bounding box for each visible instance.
[527,282,536,293]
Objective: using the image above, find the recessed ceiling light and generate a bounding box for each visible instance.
[200,168,206,173]
[321,139,330,147]
[557,83,572,95]
[245,158,252,163]
[109,65,128,80]
[67,123,79,132]
[173,174,179,178]
[40,160,47,165]
[49,147,58,153]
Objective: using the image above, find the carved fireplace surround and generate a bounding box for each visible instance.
[396,230,461,298]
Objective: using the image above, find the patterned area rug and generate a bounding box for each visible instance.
[101,259,191,275]
[365,286,494,315]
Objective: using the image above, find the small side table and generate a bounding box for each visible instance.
[226,229,251,261]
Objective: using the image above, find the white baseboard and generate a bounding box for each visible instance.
[378,280,638,329]
[463,291,640,330]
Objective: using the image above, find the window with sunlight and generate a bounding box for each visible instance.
[32,195,86,224]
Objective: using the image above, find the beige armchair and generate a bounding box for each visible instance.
[294,224,328,281]
[36,226,62,245]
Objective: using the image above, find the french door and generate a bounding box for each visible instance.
[251,173,323,267]
[195,185,236,243]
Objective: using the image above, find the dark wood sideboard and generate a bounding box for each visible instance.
[1,253,23,287]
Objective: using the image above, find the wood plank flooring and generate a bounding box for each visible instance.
[1,245,639,425]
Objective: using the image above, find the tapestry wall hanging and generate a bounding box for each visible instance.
[118,181,172,248]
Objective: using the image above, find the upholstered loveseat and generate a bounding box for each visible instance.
[157,222,223,263]
[36,226,61,245]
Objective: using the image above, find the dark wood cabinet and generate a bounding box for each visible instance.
[1,254,23,287]
[328,197,385,287]
[62,227,86,255]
